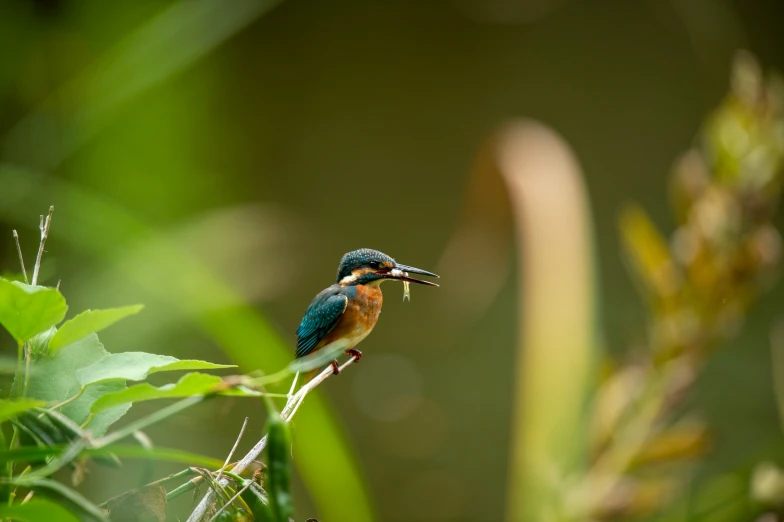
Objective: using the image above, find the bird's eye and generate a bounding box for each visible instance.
[369,261,380,269]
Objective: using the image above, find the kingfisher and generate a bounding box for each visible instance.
[295,248,439,375]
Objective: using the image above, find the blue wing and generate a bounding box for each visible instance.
[295,287,348,358]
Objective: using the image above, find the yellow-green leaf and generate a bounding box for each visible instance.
[91,372,222,414]
[49,305,144,352]
[76,352,234,386]
[619,205,679,299]
[0,498,80,522]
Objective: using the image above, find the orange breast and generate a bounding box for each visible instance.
[319,285,383,349]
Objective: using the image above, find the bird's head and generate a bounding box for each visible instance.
[336,248,439,287]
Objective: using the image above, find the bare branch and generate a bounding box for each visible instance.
[12,230,28,284]
[31,206,54,286]
[187,355,359,522]
[216,417,248,482]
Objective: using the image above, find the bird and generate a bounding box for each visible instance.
[294,248,439,376]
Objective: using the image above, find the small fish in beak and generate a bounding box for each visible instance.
[388,267,436,301]
[389,268,411,300]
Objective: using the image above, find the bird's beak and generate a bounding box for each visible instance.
[382,264,439,286]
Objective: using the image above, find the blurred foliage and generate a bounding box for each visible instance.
[579,52,784,521]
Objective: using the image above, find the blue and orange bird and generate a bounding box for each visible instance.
[295,248,439,375]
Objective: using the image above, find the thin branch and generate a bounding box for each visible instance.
[186,355,359,522]
[31,206,54,286]
[216,417,248,482]
[12,230,28,284]
[146,468,195,488]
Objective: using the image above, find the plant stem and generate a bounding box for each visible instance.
[12,230,28,284]
[96,396,205,447]
[165,474,204,501]
[15,341,23,399]
[144,468,195,489]
[31,206,53,287]
[22,349,31,397]
[49,387,86,411]
[219,472,247,485]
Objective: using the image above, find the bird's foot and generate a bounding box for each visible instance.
[345,348,362,362]
[331,360,340,375]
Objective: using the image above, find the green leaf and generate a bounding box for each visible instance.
[27,334,130,437]
[0,444,224,469]
[267,411,293,522]
[0,279,67,342]
[241,484,274,522]
[21,440,87,481]
[96,445,225,469]
[0,498,80,522]
[36,408,88,442]
[49,305,144,352]
[0,399,44,423]
[75,352,234,386]
[12,477,109,522]
[91,372,222,414]
[14,411,67,446]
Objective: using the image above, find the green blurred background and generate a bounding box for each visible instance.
[1,1,783,520]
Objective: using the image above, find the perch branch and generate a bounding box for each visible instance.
[186,355,359,522]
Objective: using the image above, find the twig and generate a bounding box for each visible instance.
[186,355,359,522]
[207,480,254,522]
[287,372,300,399]
[216,417,248,482]
[31,206,53,286]
[146,467,196,489]
[12,230,28,284]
